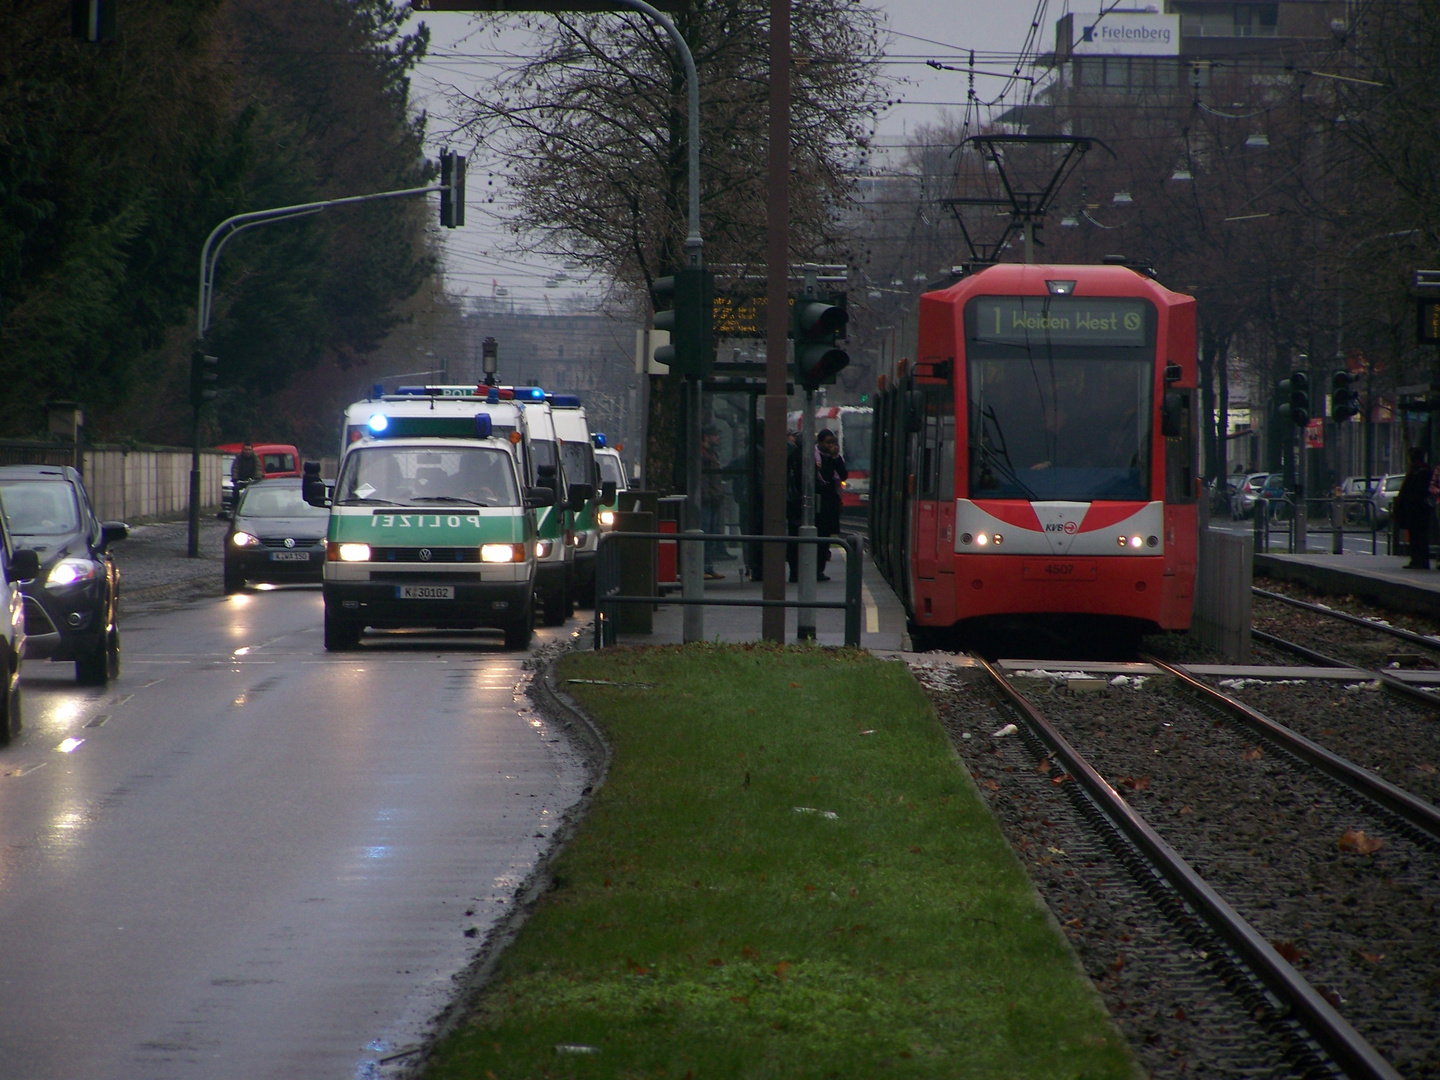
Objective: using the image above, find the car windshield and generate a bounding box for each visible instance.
[238,484,329,518]
[597,454,624,487]
[0,479,82,537]
[334,445,520,507]
[560,442,596,488]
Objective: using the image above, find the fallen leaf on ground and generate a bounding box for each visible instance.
[1271,940,1306,964]
[1337,828,1384,855]
[1358,950,1386,963]
[1115,775,1151,792]
[1242,746,1264,761]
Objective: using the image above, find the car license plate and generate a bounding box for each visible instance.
[397,584,455,600]
[270,551,311,562]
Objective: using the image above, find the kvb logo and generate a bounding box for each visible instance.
[1044,520,1080,533]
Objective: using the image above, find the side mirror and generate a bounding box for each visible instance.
[99,522,129,549]
[1161,390,1186,438]
[525,486,556,508]
[904,390,924,433]
[537,463,558,491]
[567,482,594,511]
[601,480,617,503]
[9,549,40,581]
[302,461,329,507]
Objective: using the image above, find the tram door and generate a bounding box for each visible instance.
[912,390,955,584]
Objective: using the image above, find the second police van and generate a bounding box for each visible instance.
[314,389,558,651]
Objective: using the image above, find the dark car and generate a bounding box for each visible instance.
[0,510,41,742]
[0,466,127,685]
[224,478,328,593]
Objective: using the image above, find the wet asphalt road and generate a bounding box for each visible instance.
[0,586,588,1080]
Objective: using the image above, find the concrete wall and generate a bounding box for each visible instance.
[82,448,226,522]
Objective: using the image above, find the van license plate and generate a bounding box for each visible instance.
[397,584,455,600]
[270,551,311,562]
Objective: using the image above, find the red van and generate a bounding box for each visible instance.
[216,442,301,514]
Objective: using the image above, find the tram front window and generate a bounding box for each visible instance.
[968,356,1151,502]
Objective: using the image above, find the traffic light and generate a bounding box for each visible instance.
[439,149,466,228]
[190,351,218,409]
[791,290,849,391]
[1330,370,1360,422]
[1278,371,1309,428]
[650,267,714,377]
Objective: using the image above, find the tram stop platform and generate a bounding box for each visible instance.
[597,540,911,652]
[1256,549,1440,620]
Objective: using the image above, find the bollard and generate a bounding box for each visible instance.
[797,525,817,641]
[843,533,863,647]
[613,511,655,633]
[1253,498,1267,553]
[682,529,704,643]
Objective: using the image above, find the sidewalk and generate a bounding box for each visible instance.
[1256,548,1440,620]
[602,541,910,651]
[110,516,227,613]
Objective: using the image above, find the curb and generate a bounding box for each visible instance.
[396,637,611,1077]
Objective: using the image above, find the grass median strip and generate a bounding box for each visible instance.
[425,643,1131,1079]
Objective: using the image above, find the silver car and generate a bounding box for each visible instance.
[1370,473,1405,526]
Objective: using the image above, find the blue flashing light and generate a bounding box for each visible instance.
[474,413,493,439]
[514,386,546,400]
[368,413,389,433]
[396,386,426,396]
[592,432,607,447]
[486,387,500,404]
[371,383,384,400]
[549,394,582,408]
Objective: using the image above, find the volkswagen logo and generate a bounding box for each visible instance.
[419,548,433,561]
[284,537,296,548]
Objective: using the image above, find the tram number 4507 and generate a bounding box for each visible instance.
[1022,560,1099,581]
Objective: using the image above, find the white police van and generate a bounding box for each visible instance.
[311,402,552,651]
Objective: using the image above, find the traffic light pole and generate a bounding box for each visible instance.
[187,181,449,558]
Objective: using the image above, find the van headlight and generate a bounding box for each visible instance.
[481,544,522,563]
[598,510,616,526]
[327,542,371,562]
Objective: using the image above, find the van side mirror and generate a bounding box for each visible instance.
[9,549,40,581]
[302,460,329,507]
[525,486,556,508]
[601,480,617,503]
[567,482,594,510]
[537,463,558,491]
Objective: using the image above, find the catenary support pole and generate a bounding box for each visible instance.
[762,0,791,641]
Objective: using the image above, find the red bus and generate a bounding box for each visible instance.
[870,262,1198,647]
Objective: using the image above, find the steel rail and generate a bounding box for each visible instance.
[1144,654,1440,843]
[1254,586,1440,653]
[978,656,1405,1080]
[1248,627,1440,713]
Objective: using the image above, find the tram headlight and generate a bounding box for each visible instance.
[975,533,988,546]
[992,533,1003,545]
[960,533,973,546]
[1130,535,1144,549]
[1148,535,1159,547]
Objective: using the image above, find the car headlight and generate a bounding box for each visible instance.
[47,558,97,588]
[327,542,371,562]
[231,531,258,547]
[481,543,523,563]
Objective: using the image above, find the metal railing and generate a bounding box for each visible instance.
[594,530,864,649]
[1248,495,1397,556]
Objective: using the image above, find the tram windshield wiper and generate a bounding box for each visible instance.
[975,405,1038,501]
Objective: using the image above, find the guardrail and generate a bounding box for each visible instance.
[1248,495,1397,556]
[594,530,863,649]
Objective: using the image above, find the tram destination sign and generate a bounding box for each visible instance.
[971,297,1149,347]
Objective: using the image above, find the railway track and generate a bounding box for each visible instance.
[915,654,1440,1079]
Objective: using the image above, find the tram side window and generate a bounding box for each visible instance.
[1164,389,1196,504]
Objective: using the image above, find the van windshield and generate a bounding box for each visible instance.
[334,446,520,507]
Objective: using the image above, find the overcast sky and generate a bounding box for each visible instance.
[407,2,1079,304]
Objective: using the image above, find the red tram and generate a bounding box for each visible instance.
[870,262,1198,643]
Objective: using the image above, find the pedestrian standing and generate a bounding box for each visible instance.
[814,428,847,581]
[1395,447,1433,569]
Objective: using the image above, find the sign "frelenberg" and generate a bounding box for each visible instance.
[1073,13,1180,57]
